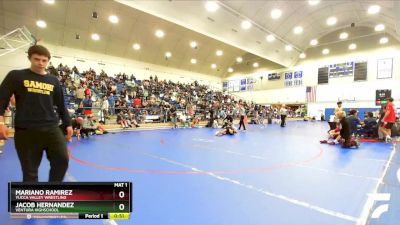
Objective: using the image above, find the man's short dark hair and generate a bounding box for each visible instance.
[388,97,394,102]
[337,101,342,105]
[349,109,357,115]
[367,112,373,118]
[28,45,51,59]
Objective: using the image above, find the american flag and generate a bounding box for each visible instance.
[306,86,317,102]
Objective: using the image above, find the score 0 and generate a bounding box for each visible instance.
[114,183,129,212]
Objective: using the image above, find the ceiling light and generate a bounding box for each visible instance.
[108,15,119,24]
[375,24,385,32]
[285,45,293,51]
[132,43,141,50]
[271,9,282,19]
[293,26,303,34]
[299,53,306,59]
[308,0,320,6]
[348,43,357,50]
[326,17,337,26]
[205,1,219,12]
[310,39,318,46]
[165,52,172,58]
[91,33,100,41]
[379,37,388,44]
[155,29,165,38]
[216,50,223,56]
[266,34,275,42]
[322,48,330,55]
[228,68,234,73]
[236,57,243,63]
[190,41,198,49]
[368,5,380,14]
[36,20,47,28]
[190,59,197,64]
[43,0,55,4]
[339,32,348,40]
[253,62,259,68]
[241,20,252,30]
[211,64,217,69]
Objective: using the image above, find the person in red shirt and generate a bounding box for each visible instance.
[83,84,91,97]
[133,97,141,107]
[380,97,396,142]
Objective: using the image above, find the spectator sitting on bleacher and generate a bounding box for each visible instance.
[114,99,121,115]
[125,111,139,128]
[191,115,200,128]
[117,111,130,129]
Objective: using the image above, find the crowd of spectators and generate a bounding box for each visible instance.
[47,63,298,130]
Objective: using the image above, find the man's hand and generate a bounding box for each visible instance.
[0,124,8,140]
[66,126,73,142]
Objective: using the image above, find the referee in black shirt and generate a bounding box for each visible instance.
[0,45,73,182]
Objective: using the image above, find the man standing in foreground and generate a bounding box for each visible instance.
[0,45,73,182]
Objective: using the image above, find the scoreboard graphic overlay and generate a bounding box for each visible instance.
[9,182,132,220]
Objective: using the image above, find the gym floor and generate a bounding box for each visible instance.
[0,121,398,225]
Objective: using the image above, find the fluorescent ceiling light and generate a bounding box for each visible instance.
[339,32,348,39]
[326,17,337,26]
[205,1,219,12]
[271,9,282,19]
[241,20,252,29]
[368,5,380,14]
[109,15,119,24]
[36,20,47,28]
[266,34,275,42]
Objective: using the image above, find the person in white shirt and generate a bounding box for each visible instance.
[101,96,109,121]
[238,104,246,130]
[280,104,288,127]
[334,101,343,122]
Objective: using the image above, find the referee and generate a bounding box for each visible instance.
[0,45,73,182]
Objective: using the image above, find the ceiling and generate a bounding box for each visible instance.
[0,0,398,78]
[0,0,283,77]
[117,0,399,67]
[300,26,399,61]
